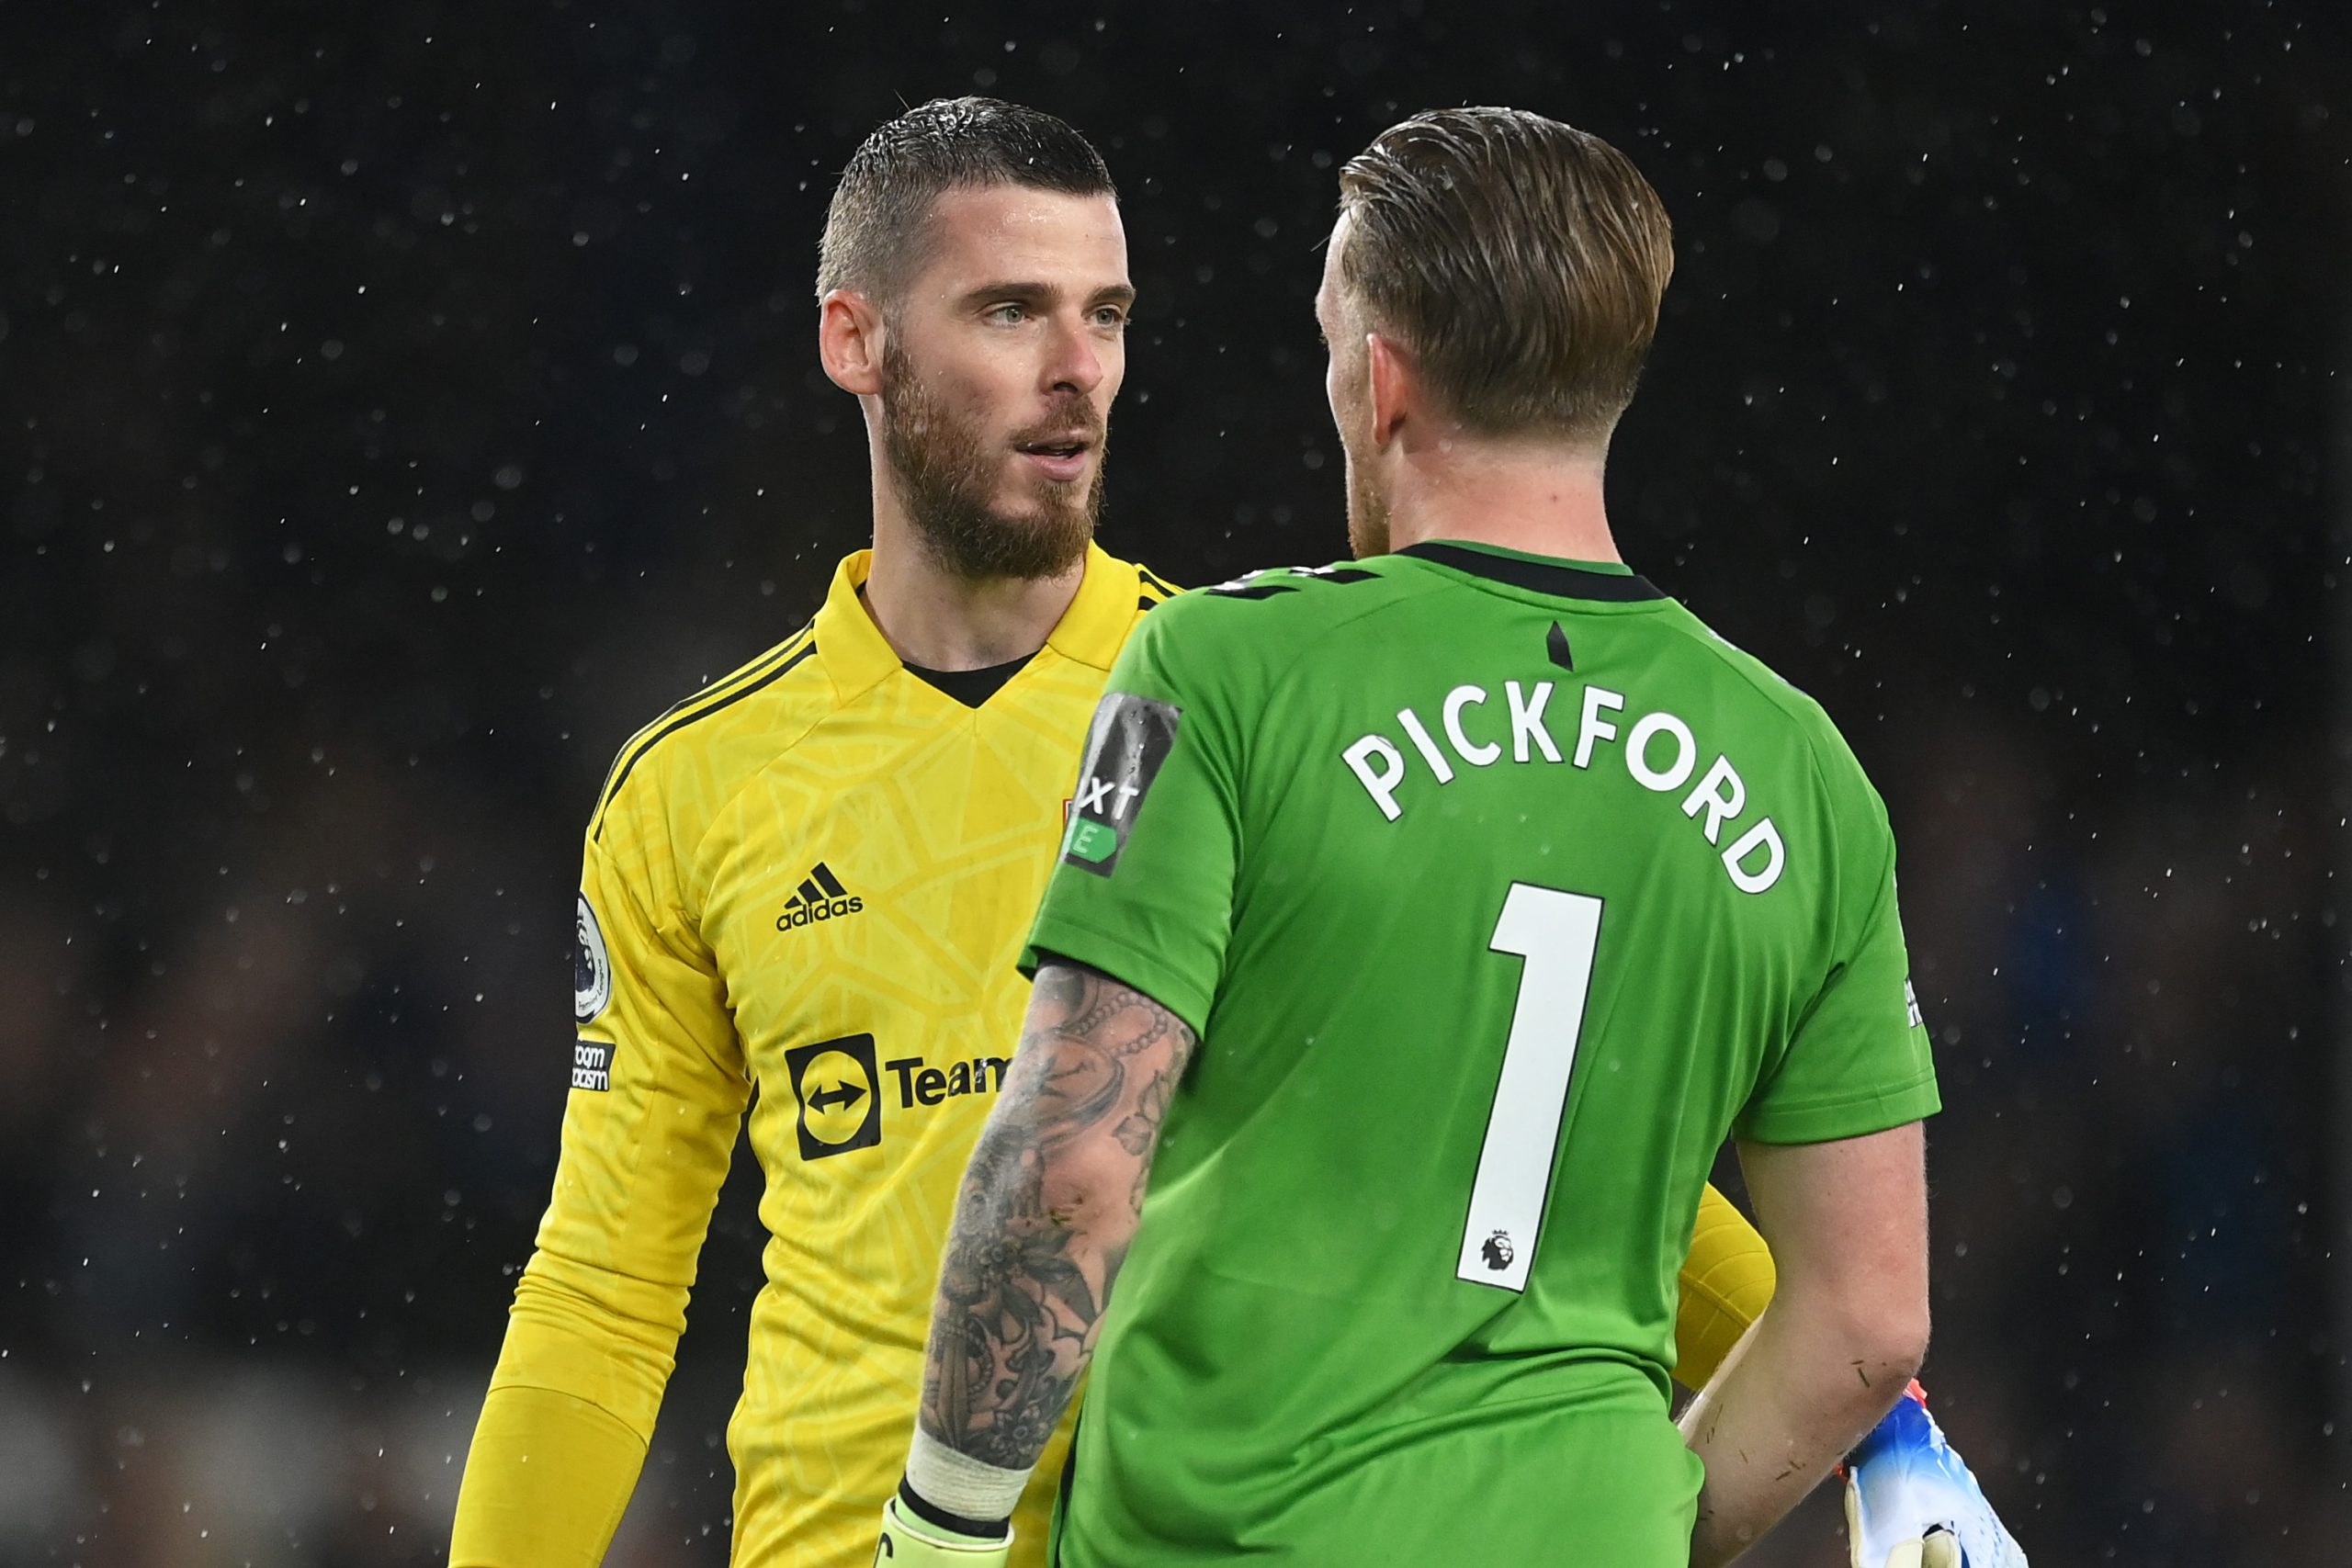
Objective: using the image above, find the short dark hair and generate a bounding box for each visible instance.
[817,96,1115,303]
[1336,107,1674,445]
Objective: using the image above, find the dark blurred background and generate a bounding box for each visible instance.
[5,1,2348,1562]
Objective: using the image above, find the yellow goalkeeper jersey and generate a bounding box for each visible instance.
[450,543,1778,1568]
[478,544,1169,1567]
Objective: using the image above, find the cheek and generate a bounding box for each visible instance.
[931,356,995,411]
[910,335,1015,424]
[1095,339,1128,405]
[1327,355,1363,434]
[941,370,1024,450]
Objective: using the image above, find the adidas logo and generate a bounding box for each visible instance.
[775,862,864,931]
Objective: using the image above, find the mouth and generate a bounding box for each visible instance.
[1014,433,1096,483]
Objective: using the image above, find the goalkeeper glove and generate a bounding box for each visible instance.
[1844,1382,2027,1568]
[874,1487,1012,1568]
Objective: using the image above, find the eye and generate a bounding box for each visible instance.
[1092,304,1129,330]
[986,302,1028,325]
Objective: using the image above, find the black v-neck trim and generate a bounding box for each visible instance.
[905,653,1033,708]
[1401,541,1666,603]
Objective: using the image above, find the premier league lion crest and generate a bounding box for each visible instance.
[573,893,613,1023]
[1480,1230,1516,1271]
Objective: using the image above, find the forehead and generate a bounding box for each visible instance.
[1316,212,1353,316]
[912,185,1128,292]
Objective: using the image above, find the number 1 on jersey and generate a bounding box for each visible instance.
[1456,883,1605,1292]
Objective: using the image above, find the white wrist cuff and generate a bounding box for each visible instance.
[906,1427,1033,1527]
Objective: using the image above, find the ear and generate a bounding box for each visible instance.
[1364,331,1414,448]
[819,288,886,397]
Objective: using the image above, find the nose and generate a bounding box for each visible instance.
[1041,313,1107,398]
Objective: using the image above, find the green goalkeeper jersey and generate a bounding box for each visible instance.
[1022,539,1939,1565]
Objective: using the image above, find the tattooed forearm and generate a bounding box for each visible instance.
[919,959,1197,1472]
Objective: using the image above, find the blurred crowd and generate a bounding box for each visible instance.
[6,3,2349,1563]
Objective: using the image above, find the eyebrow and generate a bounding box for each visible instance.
[960,280,1137,310]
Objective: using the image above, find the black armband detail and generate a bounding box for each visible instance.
[897,1479,1012,1543]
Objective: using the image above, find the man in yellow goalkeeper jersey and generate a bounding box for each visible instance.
[446,97,1911,1568]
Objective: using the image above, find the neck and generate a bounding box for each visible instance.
[1379,434,1621,564]
[861,480,1086,672]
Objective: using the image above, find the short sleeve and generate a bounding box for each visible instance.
[1735,833,1940,1145]
[1020,604,1243,1037]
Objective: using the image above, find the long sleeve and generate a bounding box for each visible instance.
[449,1385,646,1567]
[449,810,750,1563]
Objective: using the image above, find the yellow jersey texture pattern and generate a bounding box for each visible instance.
[492,544,1170,1568]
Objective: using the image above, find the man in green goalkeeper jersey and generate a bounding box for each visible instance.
[886,108,1939,1566]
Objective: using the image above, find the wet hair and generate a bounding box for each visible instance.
[816,96,1115,303]
[1335,107,1674,446]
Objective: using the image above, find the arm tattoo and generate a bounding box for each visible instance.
[920,960,1198,1472]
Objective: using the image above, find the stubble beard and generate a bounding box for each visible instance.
[1343,435,1391,559]
[879,340,1104,582]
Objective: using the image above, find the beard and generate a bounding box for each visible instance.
[879,339,1104,581]
[1342,432,1391,559]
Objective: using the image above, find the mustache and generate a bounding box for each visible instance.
[1006,400,1106,448]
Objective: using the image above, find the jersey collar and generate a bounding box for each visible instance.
[1043,543,1140,672]
[812,550,899,704]
[814,542,1138,703]
[1399,540,1666,603]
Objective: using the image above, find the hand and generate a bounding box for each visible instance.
[1844,1382,2027,1568]
[873,1492,1012,1568]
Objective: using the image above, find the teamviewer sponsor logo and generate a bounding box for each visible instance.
[785,1032,883,1161]
[776,862,864,931]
